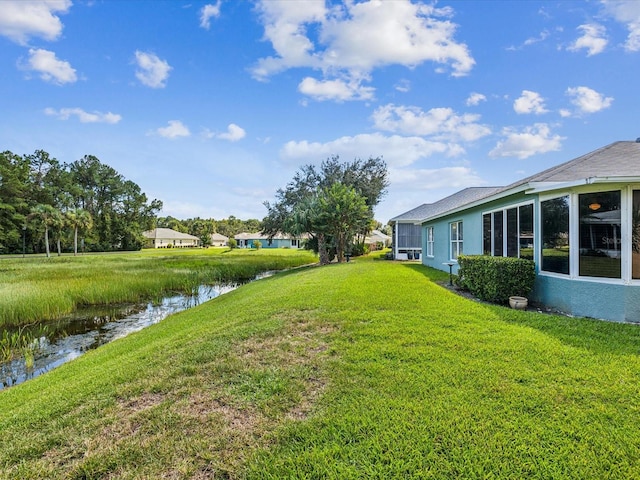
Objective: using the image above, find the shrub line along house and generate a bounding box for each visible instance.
[390,140,640,323]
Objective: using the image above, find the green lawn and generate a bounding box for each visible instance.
[1,257,640,478]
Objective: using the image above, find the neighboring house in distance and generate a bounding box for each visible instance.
[142,228,201,248]
[401,140,640,323]
[364,230,392,250]
[210,233,229,247]
[234,232,306,249]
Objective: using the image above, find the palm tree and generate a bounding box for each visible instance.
[66,208,93,256]
[50,210,65,256]
[285,195,331,265]
[27,204,59,258]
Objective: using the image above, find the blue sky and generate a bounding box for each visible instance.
[1,1,639,224]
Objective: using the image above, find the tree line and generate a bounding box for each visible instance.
[0,150,162,255]
[1,149,389,258]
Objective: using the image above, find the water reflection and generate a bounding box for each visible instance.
[1,284,236,390]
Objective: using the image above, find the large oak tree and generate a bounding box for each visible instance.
[263,156,388,264]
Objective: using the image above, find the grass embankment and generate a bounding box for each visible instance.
[2,258,640,478]
[0,248,317,327]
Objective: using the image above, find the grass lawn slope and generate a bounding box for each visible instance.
[2,258,640,478]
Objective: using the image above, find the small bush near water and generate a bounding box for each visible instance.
[456,254,536,304]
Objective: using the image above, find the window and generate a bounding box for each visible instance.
[483,214,491,255]
[541,196,570,274]
[519,204,534,260]
[493,210,504,257]
[291,239,299,248]
[482,203,534,259]
[506,208,518,257]
[633,191,640,280]
[397,223,422,249]
[450,221,463,260]
[426,226,434,257]
[579,191,621,278]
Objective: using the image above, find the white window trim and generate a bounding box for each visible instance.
[450,221,463,261]
[538,185,640,284]
[426,226,434,257]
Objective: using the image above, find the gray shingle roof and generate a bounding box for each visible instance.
[389,187,502,223]
[390,141,640,224]
[142,228,200,241]
[502,140,640,190]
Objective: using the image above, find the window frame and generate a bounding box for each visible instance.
[537,186,640,284]
[426,226,434,257]
[450,221,463,261]
[482,200,535,260]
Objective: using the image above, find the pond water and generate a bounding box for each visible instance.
[0,282,246,390]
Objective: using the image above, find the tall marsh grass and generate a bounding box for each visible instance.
[0,325,48,364]
[0,248,317,327]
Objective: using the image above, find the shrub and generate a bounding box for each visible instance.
[228,238,237,249]
[456,255,535,304]
[350,242,370,257]
[253,240,262,250]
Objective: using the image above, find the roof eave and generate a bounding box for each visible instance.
[527,176,640,194]
[420,184,530,224]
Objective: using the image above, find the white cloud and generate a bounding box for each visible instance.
[218,123,246,142]
[44,107,121,124]
[466,92,486,106]
[566,86,613,114]
[567,24,608,56]
[395,79,411,93]
[280,132,464,168]
[134,51,172,88]
[389,165,484,190]
[24,48,77,84]
[154,120,190,139]
[489,123,564,159]
[507,29,551,51]
[298,76,375,101]
[252,0,474,100]
[371,104,491,142]
[0,0,71,45]
[202,123,247,141]
[601,0,640,52]
[200,1,221,29]
[524,29,550,46]
[513,90,548,115]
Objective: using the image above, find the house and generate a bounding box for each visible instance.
[209,233,229,247]
[234,232,306,249]
[396,140,640,323]
[142,228,201,248]
[364,230,392,250]
[388,188,501,260]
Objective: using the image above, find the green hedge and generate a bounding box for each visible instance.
[456,255,536,304]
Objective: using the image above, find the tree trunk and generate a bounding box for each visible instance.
[44,227,50,258]
[336,232,345,263]
[74,227,78,256]
[57,238,61,256]
[318,233,331,265]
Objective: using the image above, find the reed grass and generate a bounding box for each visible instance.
[0,248,317,327]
